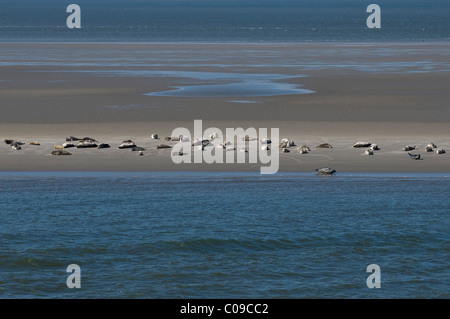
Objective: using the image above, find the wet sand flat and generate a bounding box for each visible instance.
[0,42,449,173]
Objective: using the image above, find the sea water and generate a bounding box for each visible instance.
[0,0,449,43]
[1,172,449,298]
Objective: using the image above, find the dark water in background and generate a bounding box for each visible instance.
[1,172,449,298]
[0,0,449,42]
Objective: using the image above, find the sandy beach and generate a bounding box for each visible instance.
[1,42,449,173]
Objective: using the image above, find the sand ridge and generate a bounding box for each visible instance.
[0,42,449,173]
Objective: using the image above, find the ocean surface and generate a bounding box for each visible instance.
[0,0,449,43]
[1,172,449,298]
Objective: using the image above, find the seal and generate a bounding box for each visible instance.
[316,143,332,148]
[408,153,421,160]
[77,140,97,148]
[315,167,336,175]
[403,145,416,151]
[62,143,75,148]
[353,142,372,148]
[369,144,380,151]
[97,143,110,149]
[192,139,210,147]
[66,136,80,141]
[279,141,288,148]
[52,150,72,156]
[118,140,136,149]
[11,142,21,150]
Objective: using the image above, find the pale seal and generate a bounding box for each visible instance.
[118,140,136,149]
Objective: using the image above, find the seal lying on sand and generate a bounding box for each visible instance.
[353,142,372,148]
[66,136,80,141]
[151,134,159,139]
[297,145,311,154]
[408,153,421,160]
[52,150,72,156]
[77,140,97,148]
[369,144,380,151]
[11,142,21,150]
[4,139,23,145]
[29,141,40,146]
[192,139,210,147]
[62,143,75,148]
[436,149,446,154]
[119,140,136,149]
[316,143,332,148]
[79,137,97,142]
[315,167,336,175]
[98,143,110,149]
[403,145,416,151]
[426,143,438,152]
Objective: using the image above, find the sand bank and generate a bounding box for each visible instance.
[0,42,448,172]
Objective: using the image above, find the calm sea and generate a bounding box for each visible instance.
[1,172,449,298]
[0,0,449,42]
[1,0,449,301]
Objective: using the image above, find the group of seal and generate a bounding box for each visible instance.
[3,134,447,174]
[4,139,25,151]
[404,142,446,160]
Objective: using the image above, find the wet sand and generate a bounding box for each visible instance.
[0,42,449,173]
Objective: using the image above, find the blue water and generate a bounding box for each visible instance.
[1,172,449,298]
[0,0,449,42]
